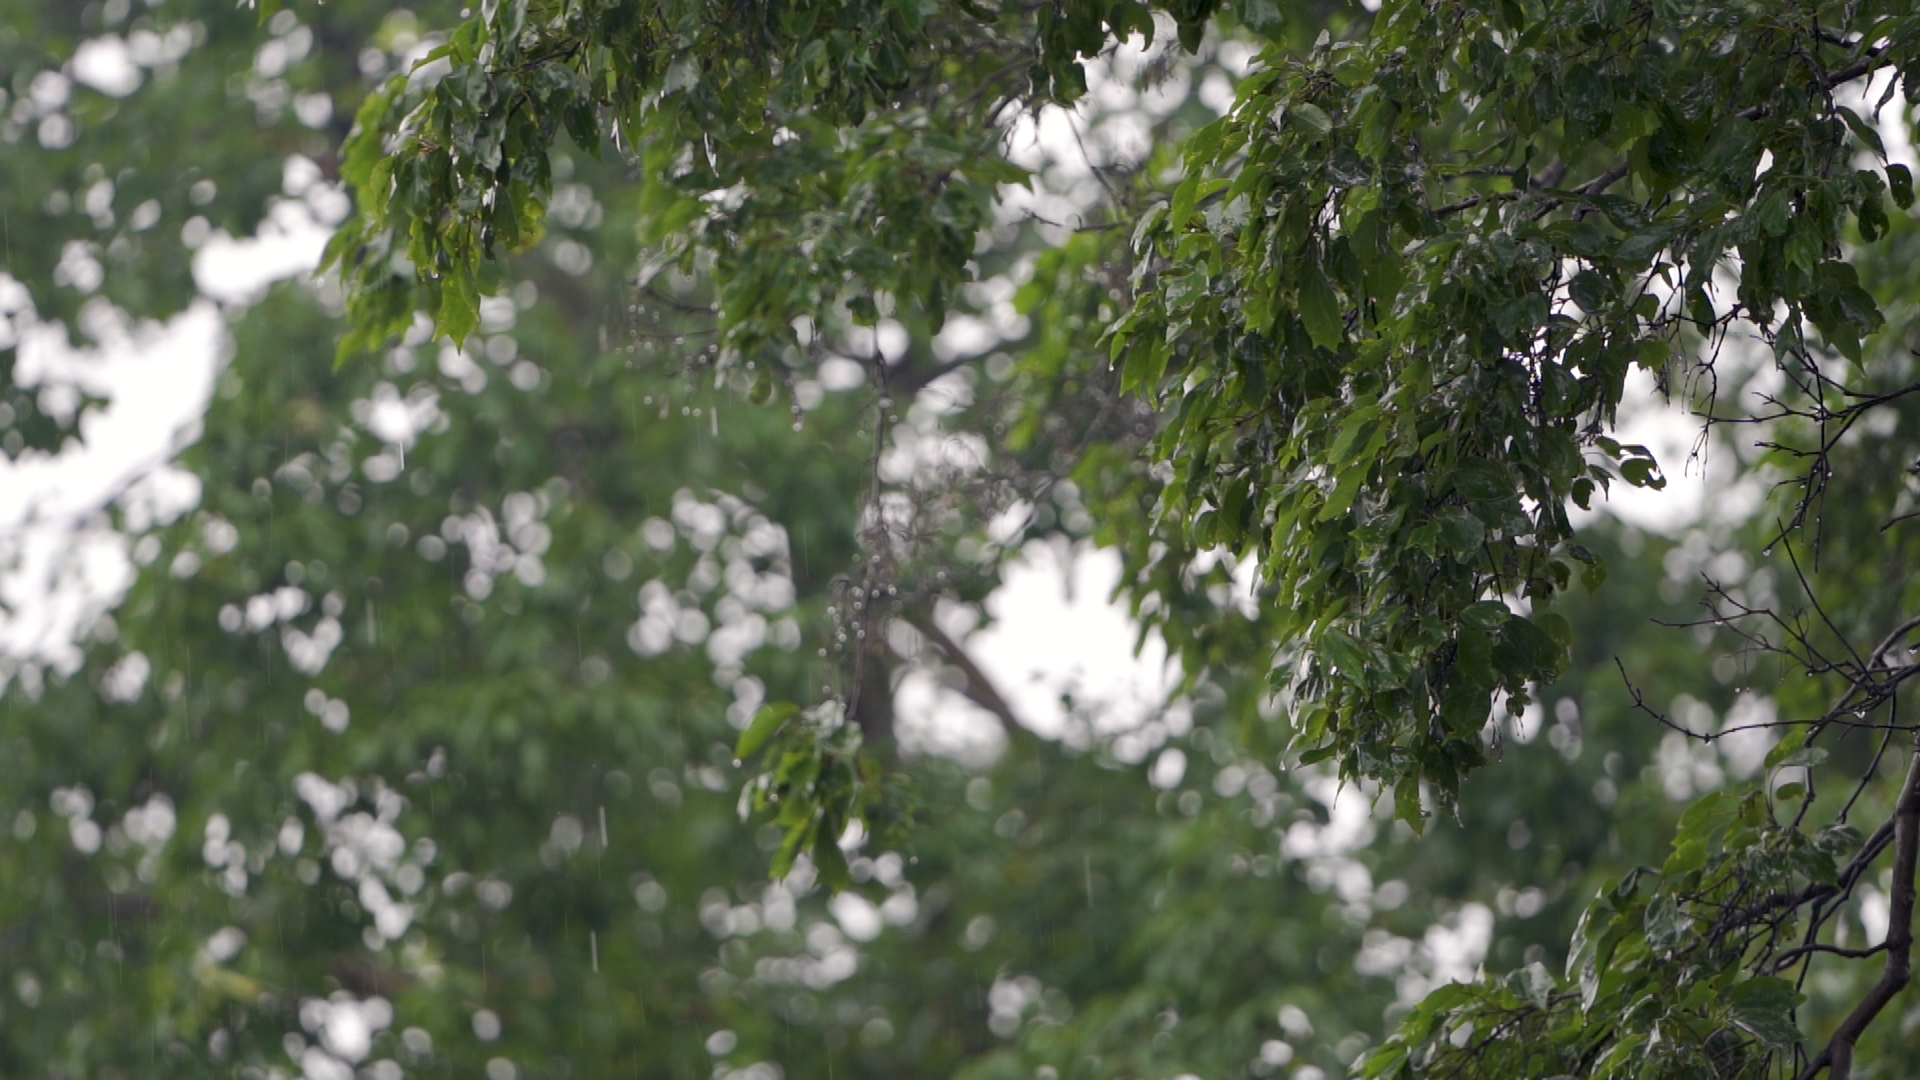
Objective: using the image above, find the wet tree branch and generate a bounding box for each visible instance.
[1794,743,1920,1080]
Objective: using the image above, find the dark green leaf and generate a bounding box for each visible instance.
[1888,164,1914,209]
[1297,270,1345,350]
[1728,977,1803,1050]
[1290,102,1333,136]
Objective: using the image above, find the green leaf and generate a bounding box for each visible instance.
[1615,227,1670,263]
[1837,107,1887,159]
[1394,777,1425,832]
[1452,459,1512,502]
[1773,746,1827,769]
[1437,508,1486,553]
[1563,63,1613,127]
[1460,601,1510,633]
[1567,545,1607,591]
[736,703,801,760]
[1296,270,1345,350]
[1240,0,1284,34]
[1888,164,1914,209]
[813,828,852,892]
[438,268,482,348]
[1327,146,1371,188]
[1169,176,1228,230]
[1317,629,1371,687]
[1109,0,1157,41]
[1297,744,1339,766]
[1728,977,1803,1050]
[1506,962,1553,1009]
[1567,270,1615,313]
[1764,727,1811,770]
[1495,614,1563,678]
[1814,823,1864,856]
[1452,624,1496,689]
[1756,190,1792,236]
[1676,790,1732,837]
[1130,203,1165,254]
[1289,102,1333,136]
[662,54,701,95]
[1318,460,1371,521]
[1328,405,1382,462]
[1619,456,1664,489]
[1121,339,1170,397]
[1643,894,1691,950]
[1663,837,1707,876]
[769,822,811,879]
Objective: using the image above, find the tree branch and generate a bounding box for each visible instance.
[1770,940,1888,971]
[1571,162,1631,196]
[1794,743,1920,1080]
[892,351,984,400]
[909,610,1025,740]
[1868,616,1920,670]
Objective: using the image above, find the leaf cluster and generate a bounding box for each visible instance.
[1110,0,1919,815]
[1365,783,1871,1079]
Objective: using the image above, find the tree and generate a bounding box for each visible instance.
[4,5,1528,1079]
[322,0,1920,1075]
[4,2,1920,1080]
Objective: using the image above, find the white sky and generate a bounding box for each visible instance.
[0,174,335,678]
